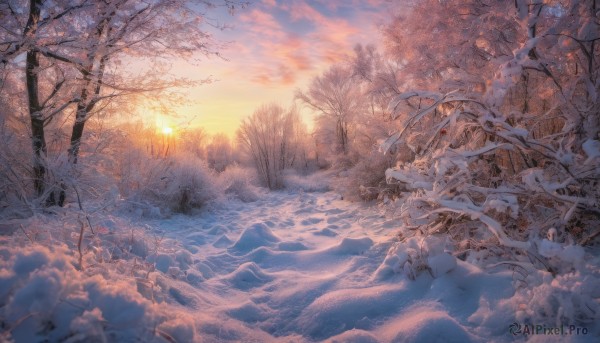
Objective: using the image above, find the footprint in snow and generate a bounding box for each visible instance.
[168,287,197,308]
[313,228,338,237]
[224,262,273,290]
[213,234,233,248]
[301,217,323,225]
[278,241,309,251]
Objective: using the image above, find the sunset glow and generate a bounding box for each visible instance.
[156,0,391,137]
[2,0,597,341]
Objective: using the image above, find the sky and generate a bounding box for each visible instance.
[151,0,393,138]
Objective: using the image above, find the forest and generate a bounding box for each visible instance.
[1,0,599,342]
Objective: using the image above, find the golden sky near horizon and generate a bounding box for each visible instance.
[145,0,392,138]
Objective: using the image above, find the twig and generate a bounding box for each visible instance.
[581,228,600,246]
[77,217,85,270]
[72,184,95,235]
[19,224,34,243]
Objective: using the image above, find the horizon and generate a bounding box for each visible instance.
[139,0,393,138]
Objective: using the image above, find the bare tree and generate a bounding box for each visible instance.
[237,103,308,189]
[296,65,364,156]
[206,133,234,172]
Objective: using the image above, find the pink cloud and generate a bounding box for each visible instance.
[229,0,385,87]
[239,9,285,39]
[262,0,277,7]
[251,73,272,85]
[286,1,326,23]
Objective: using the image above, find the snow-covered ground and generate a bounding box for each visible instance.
[1,188,599,342]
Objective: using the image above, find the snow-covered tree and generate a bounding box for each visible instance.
[0,0,247,206]
[382,0,600,257]
[237,103,309,189]
[296,65,365,158]
[206,133,235,172]
[179,127,209,160]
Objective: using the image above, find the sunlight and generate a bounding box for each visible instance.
[162,126,173,135]
[3,1,597,341]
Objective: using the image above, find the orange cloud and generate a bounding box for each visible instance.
[239,9,285,39]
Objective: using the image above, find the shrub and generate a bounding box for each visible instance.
[117,150,220,215]
[219,164,261,202]
[162,157,220,213]
[282,169,331,193]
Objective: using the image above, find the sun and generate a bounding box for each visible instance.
[162,126,173,135]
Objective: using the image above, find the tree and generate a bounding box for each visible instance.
[1,1,77,204]
[0,0,247,206]
[206,133,234,172]
[237,103,308,189]
[296,65,365,156]
[381,0,600,255]
[179,127,208,159]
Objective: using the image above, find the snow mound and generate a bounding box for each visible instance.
[427,253,457,278]
[384,304,475,343]
[374,235,455,280]
[194,261,215,279]
[278,241,309,251]
[538,239,584,267]
[301,217,324,225]
[225,301,271,323]
[187,232,206,245]
[295,284,411,340]
[582,139,600,162]
[224,262,274,290]
[213,234,233,248]
[0,246,196,342]
[328,237,373,255]
[207,224,227,235]
[314,227,338,237]
[230,223,281,252]
[325,329,380,343]
[146,253,175,273]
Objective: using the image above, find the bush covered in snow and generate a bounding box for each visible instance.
[380,0,600,252]
[334,149,398,201]
[0,116,32,218]
[219,164,261,202]
[118,150,221,215]
[0,244,199,342]
[283,169,331,193]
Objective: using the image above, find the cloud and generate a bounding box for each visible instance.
[229,0,385,87]
[286,1,326,23]
[239,9,285,39]
[262,0,277,7]
[161,0,392,136]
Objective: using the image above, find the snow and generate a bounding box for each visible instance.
[1,189,599,342]
[582,139,600,163]
[229,223,281,253]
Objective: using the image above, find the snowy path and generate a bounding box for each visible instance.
[138,190,523,342]
[3,189,597,342]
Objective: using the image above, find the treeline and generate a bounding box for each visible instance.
[278,0,600,249]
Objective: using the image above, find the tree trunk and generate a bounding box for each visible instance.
[25,0,49,201]
[68,108,86,165]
